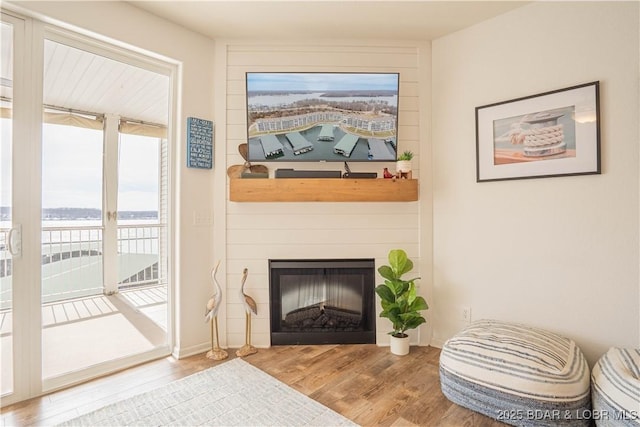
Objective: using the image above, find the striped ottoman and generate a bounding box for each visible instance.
[591,347,640,426]
[439,320,591,427]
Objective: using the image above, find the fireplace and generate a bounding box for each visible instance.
[269,259,376,345]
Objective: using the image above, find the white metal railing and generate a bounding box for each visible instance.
[117,224,162,289]
[41,225,104,302]
[0,223,165,307]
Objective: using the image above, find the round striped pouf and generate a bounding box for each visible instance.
[439,319,591,427]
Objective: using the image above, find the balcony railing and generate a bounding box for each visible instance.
[0,223,165,309]
[117,224,161,289]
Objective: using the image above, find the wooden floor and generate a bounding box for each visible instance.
[1,345,505,426]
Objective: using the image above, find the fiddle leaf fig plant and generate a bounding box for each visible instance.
[375,249,428,337]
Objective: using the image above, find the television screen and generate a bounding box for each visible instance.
[246,72,399,162]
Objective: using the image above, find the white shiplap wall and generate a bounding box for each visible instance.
[219,41,429,348]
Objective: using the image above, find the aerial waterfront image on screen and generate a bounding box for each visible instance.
[246,72,399,162]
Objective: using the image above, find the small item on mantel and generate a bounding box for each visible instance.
[241,170,268,178]
[383,167,394,179]
[227,143,269,179]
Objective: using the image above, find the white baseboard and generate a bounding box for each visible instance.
[173,342,215,359]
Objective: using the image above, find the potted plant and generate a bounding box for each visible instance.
[396,150,414,174]
[375,249,428,355]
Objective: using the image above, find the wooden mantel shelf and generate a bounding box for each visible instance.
[229,178,418,202]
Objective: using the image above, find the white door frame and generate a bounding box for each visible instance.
[1,10,44,405]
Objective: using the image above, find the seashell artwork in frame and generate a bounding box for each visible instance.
[476,81,600,182]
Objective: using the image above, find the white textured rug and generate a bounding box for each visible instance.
[59,358,357,426]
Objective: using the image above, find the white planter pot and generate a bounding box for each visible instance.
[396,160,412,173]
[390,334,410,356]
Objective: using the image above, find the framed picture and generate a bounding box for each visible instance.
[476,81,600,182]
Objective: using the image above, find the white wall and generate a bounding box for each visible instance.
[432,1,639,365]
[217,40,433,348]
[8,1,218,356]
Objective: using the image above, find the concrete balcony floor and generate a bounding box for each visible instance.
[0,285,167,396]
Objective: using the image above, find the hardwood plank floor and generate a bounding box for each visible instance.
[1,345,505,426]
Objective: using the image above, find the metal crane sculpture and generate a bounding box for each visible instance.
[205,260,228,360]
[236,268,258,357]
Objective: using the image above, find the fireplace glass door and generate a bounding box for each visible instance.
[269,259,375,345]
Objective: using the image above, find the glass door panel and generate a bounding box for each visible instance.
[116,133,167,333]
[0,20,14,396]
[40,38,171,384]
[41,120,104,379]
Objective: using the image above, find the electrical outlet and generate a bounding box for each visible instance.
[462,306,471,323]
[193,211,213,226]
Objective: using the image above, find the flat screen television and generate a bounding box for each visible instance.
[246,72,399,163]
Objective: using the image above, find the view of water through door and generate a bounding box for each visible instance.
[40,39,170,384]
[1,16,172,405]
[117,133,168,331]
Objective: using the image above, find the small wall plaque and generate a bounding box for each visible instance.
[187,117,214,169]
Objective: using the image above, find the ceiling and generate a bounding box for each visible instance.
[1,24,169,126]
[128,1,530,41]
[3,1,530,126]
[43,40,170,125]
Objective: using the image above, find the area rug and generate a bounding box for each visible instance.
[58,358,357,426]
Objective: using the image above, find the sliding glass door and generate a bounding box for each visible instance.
[40,37,172,389]
[1,12,174,406]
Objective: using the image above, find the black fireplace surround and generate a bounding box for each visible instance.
[269,259,376,345]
